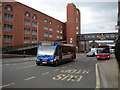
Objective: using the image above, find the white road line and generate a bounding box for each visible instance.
[54,69,59,71]
[16,65,36,69]
[41,72,50,75]
[0,83,15,88]
[62,66,66,68]
[23,62,29,64]
[5,64,10,65]
[95,63,100,88]
[81,54,85,55]
[24,76,36,81]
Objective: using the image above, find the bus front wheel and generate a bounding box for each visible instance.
[53,60,59,66]
[36,62,43,66]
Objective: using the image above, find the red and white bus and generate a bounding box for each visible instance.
[36,41,76,66]
[95,45,110,60]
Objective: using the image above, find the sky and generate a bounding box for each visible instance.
[14,0,118,34]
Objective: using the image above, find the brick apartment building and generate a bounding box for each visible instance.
[1,1,80,50]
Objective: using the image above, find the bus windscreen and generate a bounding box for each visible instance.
[37,46,56,57]
[97,48,110,54]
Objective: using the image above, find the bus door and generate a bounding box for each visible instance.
[55,46,62,61]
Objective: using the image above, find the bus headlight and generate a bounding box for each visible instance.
[36,59,39,61]
[50,60,53,62]
[54,58,57,61]
[36,59,39,62]
[97,56,99,58]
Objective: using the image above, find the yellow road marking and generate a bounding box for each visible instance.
[96,63,100,88]
[41,72,50,75]
[0,83,15,88]
[24,76,36,81]
[52,74,83,82]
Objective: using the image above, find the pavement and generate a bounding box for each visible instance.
[2,54,34,58]
[97,54,119,88]
[2,56,36,64]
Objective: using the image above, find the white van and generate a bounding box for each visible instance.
[90,48,97,55]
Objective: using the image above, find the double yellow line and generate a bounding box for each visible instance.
[95,63,100,88]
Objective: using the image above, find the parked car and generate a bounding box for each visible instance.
[86,51,95,57]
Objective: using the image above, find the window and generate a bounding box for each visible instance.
[60,26,63,28]
[57,29,59,33]
[0,12,1,19]
[96,35,100,38]
[44,32,48,37]
[110,34,115,38]
[4,35,12,43]
[5,5,13,11]
[32,38,37,43]
[76,10,79,15]
[4,46,12,49]
[91,35,95,38]
[44,19,48,23]
[84,35,87,39]
[32,29,37,35]
[59,30,63,34]
[24,37,30,43]
[24,19,30,26]
[32,21,37,27]
[76,32,79,34]
[87,35,90,38]
[4,13,13,22]
[25,11,30,17]
[60,36,63,39]
[49,27,52,31]
[44,25,48,30]
[76,17,78,23]
[49,21,52,24]
[57,35,60,39]
[4,24,12,32]
[49,33,52,38]
[57,24,59,27]
[32,14,37,19]
[115,34,118,38]
[105,35,110,38]
[24,28,30,35]
[76,27,79,30]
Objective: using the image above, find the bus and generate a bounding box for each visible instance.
[95,45,110,60]
[89,40,115,53]
[36,41,76,66]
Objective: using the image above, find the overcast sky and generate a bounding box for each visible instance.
[15,0,118,34]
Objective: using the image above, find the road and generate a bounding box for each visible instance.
[1,53,118,89]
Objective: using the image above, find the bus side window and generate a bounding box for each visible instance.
[62,46,66,53]
[56,46,62,56]
[59,46,62,55]
[55,47,59,56]
[68,47,71,54]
